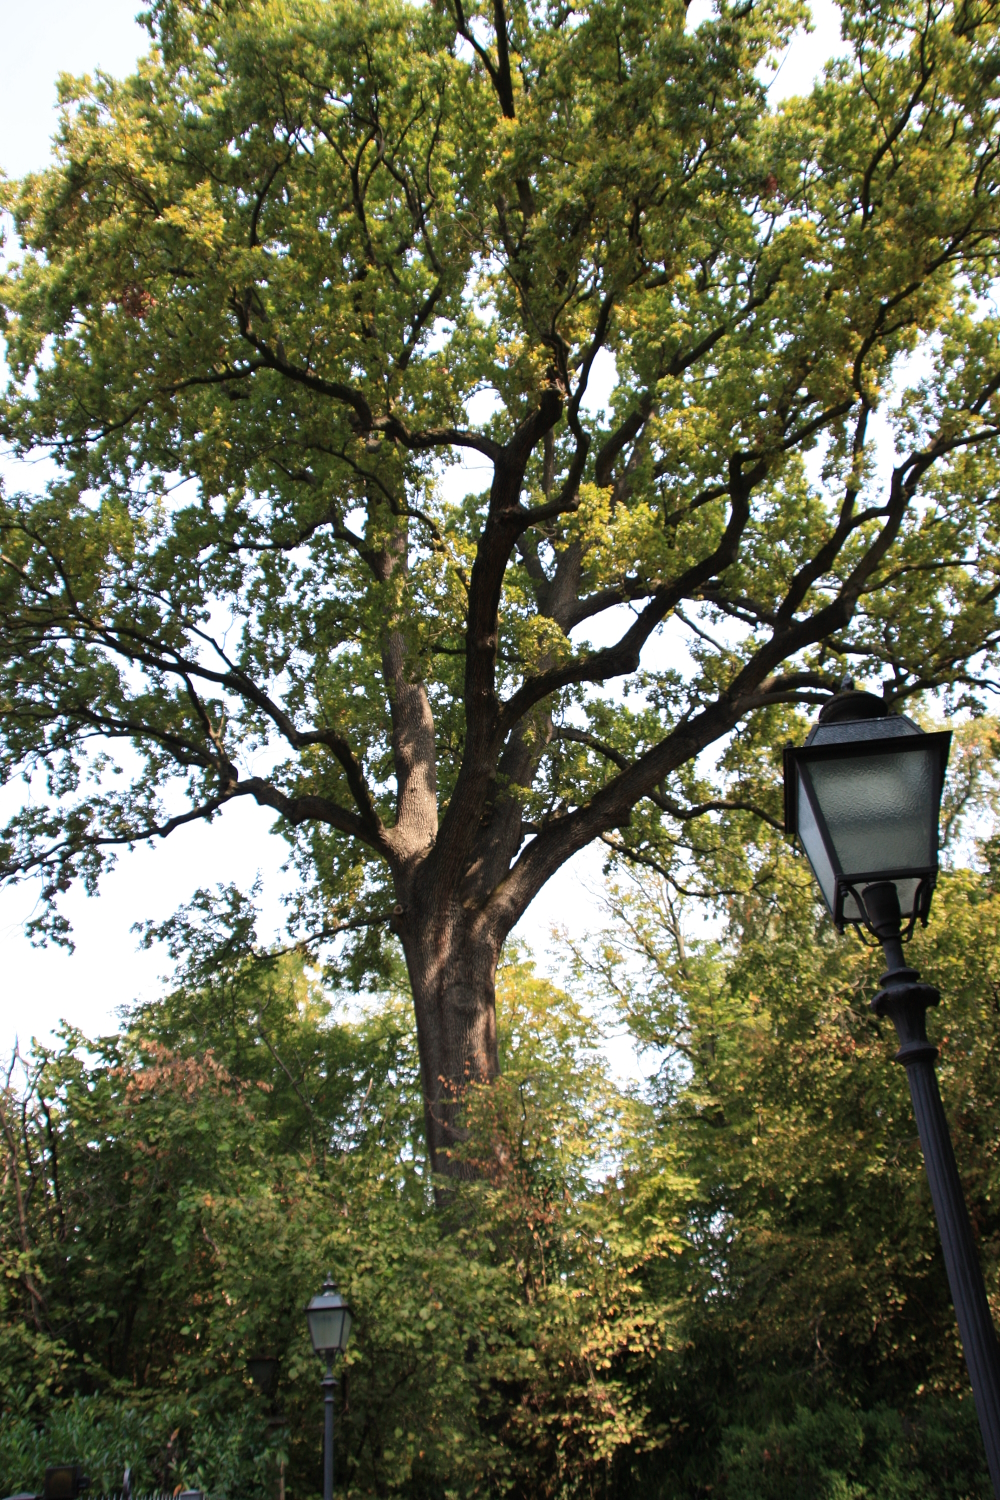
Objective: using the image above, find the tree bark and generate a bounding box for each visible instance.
[396,900,500,1179]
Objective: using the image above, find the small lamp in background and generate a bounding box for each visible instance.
[247,1354,288,1500]
[42,1470,88,1500]
[305,1277,353,1500]
[247,1355,279,1398]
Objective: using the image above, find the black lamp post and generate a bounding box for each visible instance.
[305,1277,353,1500]
[785,689,1000,1494]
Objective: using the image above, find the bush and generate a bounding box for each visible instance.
[718,1400,989,1500]
[0,1392,277,1499]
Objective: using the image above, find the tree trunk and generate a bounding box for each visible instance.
[397,901,501,1179]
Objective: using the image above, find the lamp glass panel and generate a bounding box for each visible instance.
[308,1305,347,1354]
[804,746,936,879]
[247,1357,277,1394]
[842,875,922,924]
[796,770,837,915]
[340,1308,352,1348]
[44,1470,77,1500]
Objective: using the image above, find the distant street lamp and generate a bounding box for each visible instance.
[247,1356,279,1398]
[785,689,1000,1495]
[248,1355,287,1500]
[305,1277,353,1500]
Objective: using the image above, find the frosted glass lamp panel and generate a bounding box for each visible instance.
[308,1306,337,1351]
[807,749,936,878]
[307,1305,349,1354]
[842,876,922,924]
[797,771,837,915]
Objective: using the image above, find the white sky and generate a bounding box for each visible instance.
[0,0,846,1063]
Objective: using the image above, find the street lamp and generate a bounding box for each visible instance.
[785,689,1000,1495]
[247,1355,288,1500]
[305,1277,353,1500]
[247,1356,279,1398]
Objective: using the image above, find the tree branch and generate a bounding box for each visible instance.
[555,726,785,832]
[1,776,386,890]
[499,461,759,734]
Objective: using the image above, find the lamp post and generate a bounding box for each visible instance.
[247,1356,286,1500]
[305,1277,353,1500]
[785,689,1000,1494]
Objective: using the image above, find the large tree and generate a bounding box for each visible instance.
[3,0,1000,1171]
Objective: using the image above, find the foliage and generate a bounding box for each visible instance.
[0,1397,271,1500]
[0,949,670,1500]
[6,835,1000,1496]
[717,1399,986,1500]
[4,0,1000,1169]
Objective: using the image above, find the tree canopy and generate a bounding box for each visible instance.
[4,0,1000,1167]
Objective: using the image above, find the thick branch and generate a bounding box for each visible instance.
[555,726,785,831]
[431,389,563,884]
[1,776,386,889]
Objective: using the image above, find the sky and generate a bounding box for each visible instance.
[0,0,847,1064]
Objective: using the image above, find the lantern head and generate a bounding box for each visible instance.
[784,691,951,934]
[305,1276,353,1361]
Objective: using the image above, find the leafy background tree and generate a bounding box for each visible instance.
[4,0,1000,1171]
